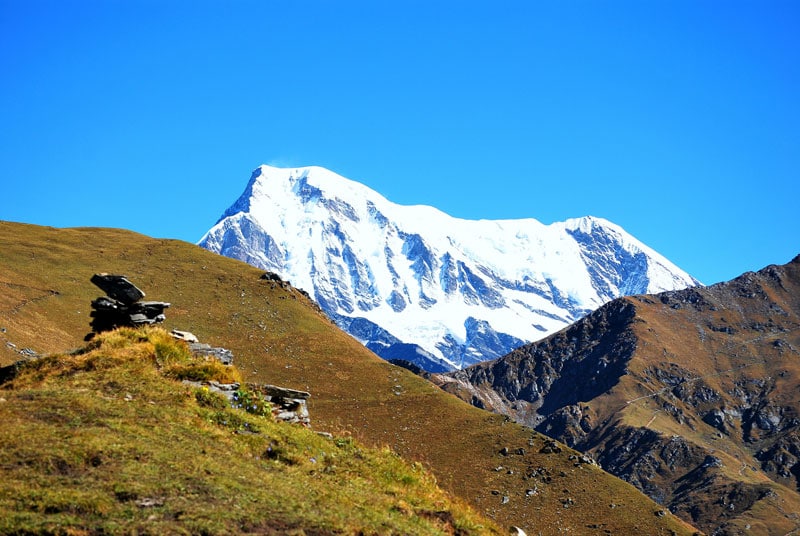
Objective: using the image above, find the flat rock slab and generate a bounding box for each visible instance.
[129,301,170,315]
[91,296,121,311]
[189,343,234,365]
[170,329,199,343]
[258,384,311,400]
[91,274,145,304]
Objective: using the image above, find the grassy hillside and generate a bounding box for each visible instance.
[0,221,697,535]
[0,326,497,535]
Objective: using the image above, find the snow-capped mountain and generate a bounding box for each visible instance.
[199,165,699,371]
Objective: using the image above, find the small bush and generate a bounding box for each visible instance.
[232,388,272,418]
[194,387,228,410]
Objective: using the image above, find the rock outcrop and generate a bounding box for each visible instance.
[172,329,311,426]
[251,384,311,426]
[86,277,312,427]
[89,274,170,333]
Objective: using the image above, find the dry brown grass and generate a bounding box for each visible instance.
[0,326,500,535]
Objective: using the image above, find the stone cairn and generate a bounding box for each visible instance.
[89,274,170,333]
[87,274,311,426]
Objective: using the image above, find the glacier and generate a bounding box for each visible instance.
[199,165,699,371]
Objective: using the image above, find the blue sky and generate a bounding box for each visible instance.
[1,1,798,285]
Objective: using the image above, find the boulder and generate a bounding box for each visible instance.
[90,274,145,305]
[188,342,233,365]
[260,271,283,282]
[170,330,199,343]
[250,383,311,426]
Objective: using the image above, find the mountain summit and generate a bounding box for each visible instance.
[199,165,699,370]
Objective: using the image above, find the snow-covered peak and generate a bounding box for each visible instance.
[564,216,661,262]
[252,164,392,205]
[200,165,700,371]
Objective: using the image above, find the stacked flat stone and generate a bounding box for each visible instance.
[90,274,170,332]
[252,384,311,426]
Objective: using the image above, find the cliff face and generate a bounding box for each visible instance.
[434,255,800,535]
[439,298,637,432]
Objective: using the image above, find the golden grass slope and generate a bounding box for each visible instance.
[0,326,497,535]
[0,221,697,535]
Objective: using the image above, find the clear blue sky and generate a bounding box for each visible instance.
[1,1,798,285]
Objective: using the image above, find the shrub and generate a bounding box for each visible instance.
[232,387,272,418]
[195,387,228,410]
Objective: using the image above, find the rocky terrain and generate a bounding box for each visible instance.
[433,255,800,535]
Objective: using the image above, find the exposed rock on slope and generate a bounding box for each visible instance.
[434,254,800,535]
[199,165,698,371]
